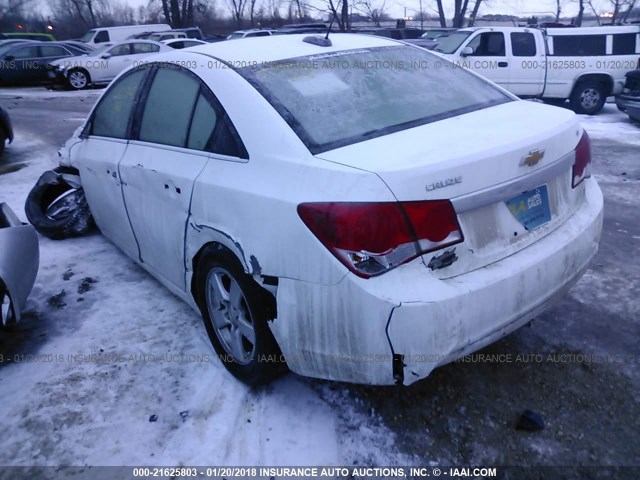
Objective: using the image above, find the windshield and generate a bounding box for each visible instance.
[434,31,472,53]
[240,45,511,153]
[80,30,96,43]
[227,32,245,40]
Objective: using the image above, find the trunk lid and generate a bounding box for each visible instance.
[316,101,586,278]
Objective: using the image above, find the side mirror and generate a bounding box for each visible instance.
[100,52,111,59]
[460,46,474,57]
[4,55,14,61]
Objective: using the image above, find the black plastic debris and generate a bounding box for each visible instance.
[179,411,190,423]
[149,414,158,423]
[516,410,545,431]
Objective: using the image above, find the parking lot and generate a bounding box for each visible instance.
[0,86,639,475]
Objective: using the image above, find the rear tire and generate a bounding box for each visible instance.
[570,81,607,115]
[25,168,94,240]
[196,245,285,385]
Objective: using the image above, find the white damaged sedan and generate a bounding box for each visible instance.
[57,33,603,385]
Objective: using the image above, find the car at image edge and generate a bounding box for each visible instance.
[55,34,604,386]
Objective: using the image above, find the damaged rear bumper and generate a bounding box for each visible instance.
[272,179,603,386]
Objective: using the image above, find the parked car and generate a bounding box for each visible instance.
[147,31,187,41]
[226,29,276,39]
[0,41,80,85]
[0,104,13,156]
[355,27,425,40]
[0,39,30,48]
[173,27,205,40]
[43,34,603,386]
[615,69,640,122]
[80,24,170,45]
[0,203,39,328]
[2,32,55,41]
[48,40,170,89]
[162,38,207,49]
[433,25,640,114]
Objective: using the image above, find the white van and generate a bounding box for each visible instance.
[80,24,171,44]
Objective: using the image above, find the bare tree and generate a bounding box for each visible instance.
[434,0,484,28]
[587,0,601,24]
[555,0,562,21]
[225,0,246,27]
[160,0,196,27]
[354,0,387,27]
[467,0,482,26]
[574,0,584,25]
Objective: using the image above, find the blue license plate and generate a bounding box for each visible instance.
[505,185,551,230]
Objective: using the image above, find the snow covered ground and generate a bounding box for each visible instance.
[0,89,638,473]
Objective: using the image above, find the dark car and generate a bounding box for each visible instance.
[616,69,640,122]
[0,105,13,156]
[0,41,78,85]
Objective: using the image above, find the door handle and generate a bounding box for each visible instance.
[498,62,508,68]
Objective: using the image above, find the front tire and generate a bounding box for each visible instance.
[570,81,607,115]
[196,245,284,385]
[67,69,89,90]
[0,284,16,329]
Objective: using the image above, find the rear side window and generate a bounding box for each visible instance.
[11,45,38,59]
[188,94,218,150]
[132,42,160,54]
[511,32,536,57]
[612,34,636,55]
[553,35,606,56]
[139,68,200,147]
[95,30,109,43]
[40,45,69,57]
[90,69,146,138]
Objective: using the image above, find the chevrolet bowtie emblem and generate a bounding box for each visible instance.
[521,149,545,167]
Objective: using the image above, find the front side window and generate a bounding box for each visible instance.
[139,68,200,147]
[90,69,146,138]
[95,30,110,43]
[468,32,505,56]
[240,45,511,153]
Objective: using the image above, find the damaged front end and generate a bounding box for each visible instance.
[0,203,39,326]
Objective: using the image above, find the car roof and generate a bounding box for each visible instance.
[182,33,400,64]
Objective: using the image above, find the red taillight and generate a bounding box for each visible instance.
[572,131,592,188]
[297,200,463,278]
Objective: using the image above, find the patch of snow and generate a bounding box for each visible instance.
[579,105,640,145]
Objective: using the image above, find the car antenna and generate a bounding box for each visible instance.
[302,0,338,47]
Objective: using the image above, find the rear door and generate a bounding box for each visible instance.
[507,31,545,96]
[75,67,148,259]
[119,65,245,290]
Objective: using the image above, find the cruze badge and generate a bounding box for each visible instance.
[521,149,545,167]
[426,176,462,191]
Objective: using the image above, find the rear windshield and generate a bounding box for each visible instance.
[239,45,511,153]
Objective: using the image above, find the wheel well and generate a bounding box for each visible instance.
[190,242,276,319]
[573,74,613,97]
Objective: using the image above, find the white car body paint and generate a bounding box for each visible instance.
[61,34,604,385]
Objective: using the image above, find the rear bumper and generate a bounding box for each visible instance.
[272,179,604,385]
[615,94,640,121]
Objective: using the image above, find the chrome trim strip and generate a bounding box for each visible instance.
[452,150,575,213]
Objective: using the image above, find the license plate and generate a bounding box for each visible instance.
[506,184,551,230]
